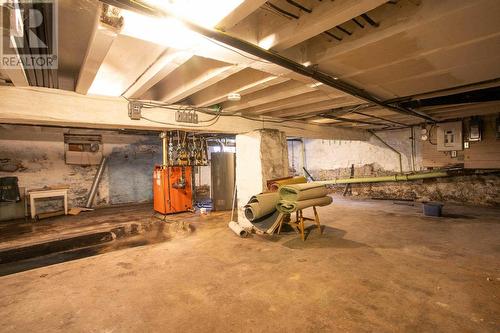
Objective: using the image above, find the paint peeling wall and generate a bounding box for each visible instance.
[291,127,500,206]
[0,125,161,213]
[236,129,288,224]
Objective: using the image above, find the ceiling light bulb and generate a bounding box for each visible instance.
[228,93,241,101]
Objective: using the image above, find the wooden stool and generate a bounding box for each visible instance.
[277,206,321,241]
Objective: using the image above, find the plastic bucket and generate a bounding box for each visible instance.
[422,202,443,217]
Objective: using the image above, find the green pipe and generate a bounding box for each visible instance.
[312,171,449,185]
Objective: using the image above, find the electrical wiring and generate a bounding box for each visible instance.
[305,75,411,128]
[427,124,438,145]
[124,91,331,131]
[140,114,221,128]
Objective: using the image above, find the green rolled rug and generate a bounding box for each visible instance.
[269,176,307,191]
[279,183,328,201]
[244,192,279,221]
[277,196,333,214]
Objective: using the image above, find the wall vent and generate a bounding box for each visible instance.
[64,134,103,165]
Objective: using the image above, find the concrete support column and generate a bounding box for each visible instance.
[235,129,288,226]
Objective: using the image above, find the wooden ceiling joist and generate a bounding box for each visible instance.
[75,4,121,94]
[151,57,243,104]
[266,0,388,51]
[189,68,287,107]
[123,49,193,99]
[220,80,317,112]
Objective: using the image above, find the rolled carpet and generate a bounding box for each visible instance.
[250,210,282,233]
[268,176,307,191]
[277,196,333,214]
[279,184,328,201]
[244,192,279,221]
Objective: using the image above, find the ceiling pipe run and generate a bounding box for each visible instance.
[100,0,436,122]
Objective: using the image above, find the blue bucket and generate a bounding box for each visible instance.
[422,202,443,217]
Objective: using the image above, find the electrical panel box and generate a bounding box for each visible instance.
[436,121,463,151]
[496,116,500,139]
[468,117,482,142]
[128,102,142,120]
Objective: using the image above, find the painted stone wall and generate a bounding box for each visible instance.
[0,125,162,213]
[293,127,500,206]
[236,129,288,225]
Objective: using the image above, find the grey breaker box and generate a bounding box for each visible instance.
[436,121,463,151]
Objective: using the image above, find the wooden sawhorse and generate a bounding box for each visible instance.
[277,206,321,241]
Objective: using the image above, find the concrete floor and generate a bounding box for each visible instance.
[0,197,499,332]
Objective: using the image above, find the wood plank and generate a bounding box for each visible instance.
[189,68,286,107]
[123,49,192,99]
[266,96,361,118]
[76,5,120,94]
[152,57,242,104]
[0,86,369,141]
[267,0,388,51]
[220,80,316,112]
[242,91,335,115]
[216,0,267,31]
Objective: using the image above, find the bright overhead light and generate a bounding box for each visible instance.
[120,0,245,49]
[258,34,276,50]
[142,0,245,28]
[121,11,201,50]
[308,82,323,88]
[88,64,126,97]
[88,0,246,97]
[302,61,312,67]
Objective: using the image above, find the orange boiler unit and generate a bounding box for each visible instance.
[153,165,193,214]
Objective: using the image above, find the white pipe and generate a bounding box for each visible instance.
[228,221,248,237]
[85,156,107,208]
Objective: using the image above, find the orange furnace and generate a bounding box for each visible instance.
[153,131,196,215]
[153,166,193,214]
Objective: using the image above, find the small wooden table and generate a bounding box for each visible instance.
[277,206,321,241]
[28,189,68,220]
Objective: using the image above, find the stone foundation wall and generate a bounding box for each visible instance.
[0,126,162,212]
[297,126,499,207]
[309,164,500,206]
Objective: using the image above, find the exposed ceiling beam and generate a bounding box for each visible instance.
[241,90,336,115]
[266,97,361,118]
[221,80,316,112]
[123,49,192,99]
[152,57,242,104]
[266,0,388,51]
[87,35,166,97]
[320,114,391,127]
[216,0,267,31]
[0,86,369,140]
[308,0,479,65]
[100,0,436,121]
[0,2,29,87]
[0,33,29,87]
[118,0,267,101]
[189,68,287,107]
[75,5,121,94]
